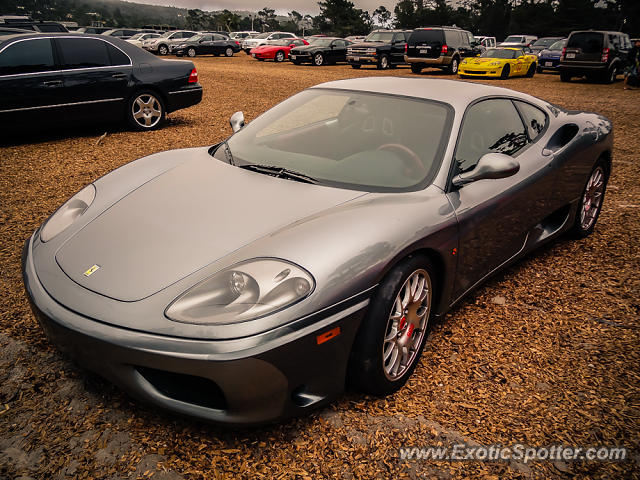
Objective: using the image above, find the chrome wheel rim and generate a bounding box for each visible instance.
[382,269,432,381]
[381,56,388,68]
[187,48,195,57]
[159,45,167,55]
[451,59,458,73]
[276,52,284,61]
[132,94,162,128]
[226,48,233,57]
[314,54,323,65]
[580,166,605,230]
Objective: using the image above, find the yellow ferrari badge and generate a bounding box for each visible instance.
[83,264,100,277]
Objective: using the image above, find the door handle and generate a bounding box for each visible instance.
[112,73,127,79]
[42,80,62,88]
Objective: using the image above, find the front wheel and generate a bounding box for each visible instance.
[351,64,361,69]
[500,64,510,79]
[377,54,389,70]
[275,50,285,62]
[560,71,571,82]
[536,66,543,74]
[314,53,324,66]
[127,91,165,131]
[568,161,608,239]
[349,255,435,395]
[225,47,234,57]
[447,57,459,74]
[410,63,423,74]
[157,44,168,56]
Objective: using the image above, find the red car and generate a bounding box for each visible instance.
[250,38,309,62]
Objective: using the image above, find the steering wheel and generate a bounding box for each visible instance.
[377,143,425,177]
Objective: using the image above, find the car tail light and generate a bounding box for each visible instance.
[188,67,198,83]
[441,44,448,54]
[601,48,609,62]
[561,47,566,60]
[405,43,408,54]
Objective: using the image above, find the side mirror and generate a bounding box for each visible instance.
[452,153,519,187]
[229,111,245,133]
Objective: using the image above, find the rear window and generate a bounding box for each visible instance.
[0,38,56,75]
[567,32,603,53]
[36,24,66,33]
[409,29,444,44]
[504,36,525,43]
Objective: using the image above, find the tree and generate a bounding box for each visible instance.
[258,6,278,31]
[315,0,372,36]
[373,5,392,28]
[217,9,241,32]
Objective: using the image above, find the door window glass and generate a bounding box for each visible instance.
[455,99,529,173]
[57,38,111,69]
[0,38,56,75]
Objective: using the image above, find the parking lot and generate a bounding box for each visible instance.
[1,53,639,479]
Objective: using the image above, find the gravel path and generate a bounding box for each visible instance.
[1,54,639,479]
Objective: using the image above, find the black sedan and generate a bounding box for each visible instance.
[173,33,241,58]
[290,37,352,66]
[0,33,203,132]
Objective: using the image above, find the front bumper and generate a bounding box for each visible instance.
[22,236,369,425]
[289,53,311,62]
[347,54,377,65]
[458,65,502,77]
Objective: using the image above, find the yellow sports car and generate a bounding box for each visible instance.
[459,48,538,79]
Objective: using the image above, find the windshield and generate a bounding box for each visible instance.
[212,89,453,192]
[533,38,558,47]
[160,31,173,38]
[548,39,565,51]
[129,33,145,40]
[268,38,295,46]
[503,36,524,43]
[189,34,204,42]
[254,32,271,39]
[482,48,518,59]
[306,37,325,44]
[311,38,335,47]
[365,31,394,43]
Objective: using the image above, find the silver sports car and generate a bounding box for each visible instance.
[22,78,612,425]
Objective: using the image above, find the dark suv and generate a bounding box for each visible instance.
[559,30,632,83]
[405,26,476,74]
[0,20,68,32]
[346,30,410,69]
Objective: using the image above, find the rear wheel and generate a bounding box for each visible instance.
[187,47,196,58]
[351,64,361,69]
[536,66,543,74]
[349,255,435,395]
[225,47,234,57]
[275,50,285,62]
[127,91,164,131]
[560,71,571,82]
[447,56,459,74]
[603,65,617,84]
[314,53,325,66]
[410,63,423,74]
[569,160,608,238]
[526,63,536,77]
[500,64,510,79]
[292,60,301,65]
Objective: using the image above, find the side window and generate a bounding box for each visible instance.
[106,43,130,66]
[184,32,195,39]
[514,101,548,141]
[0,38,56,75]
[444,30,456,47]
[455,99,529,173]
[57,38,110,69]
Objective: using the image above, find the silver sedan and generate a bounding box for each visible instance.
[23,78,612,425]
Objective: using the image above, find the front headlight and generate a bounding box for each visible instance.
[347,48,353,54]
[489,61,501,65]
[40,184,95,242]
[366,48,377,53]
[165,258,315,325]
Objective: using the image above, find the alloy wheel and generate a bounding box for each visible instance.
[580,166,605,230]
[131,94,162,129]
[382,269,432,381]
[225,47,234,57]
[187,48,196,57]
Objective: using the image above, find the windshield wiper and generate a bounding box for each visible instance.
[222,141,235,165]
[238,164,318,184]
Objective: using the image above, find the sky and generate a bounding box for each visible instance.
[125,0,400,16]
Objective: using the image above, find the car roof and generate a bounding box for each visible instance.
[310,77,537,110]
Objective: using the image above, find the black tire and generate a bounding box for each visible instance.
[314,53,324,66]
[292,60,301,65]
[526,63,536,78]
[410,63,423,74]
[568,159,608,239]
[560,71,571,82]
[349,255,436,396]
[377,54,389,70]
[447,56,459,74]
[388,62,397,69]
[127,90,165,131]
[351,64,361,69]
[186,47,196,58]
[536,66,543,74]
[500,64,510,79]
[603,65,617,84]
[157,44,168,56]
[275,50,285,62]
[225,47,234,57]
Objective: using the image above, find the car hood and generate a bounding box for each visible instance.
[350,41,389,48]
[292,45,319,52]
[55,154,364,302]
[464,57,507,65]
